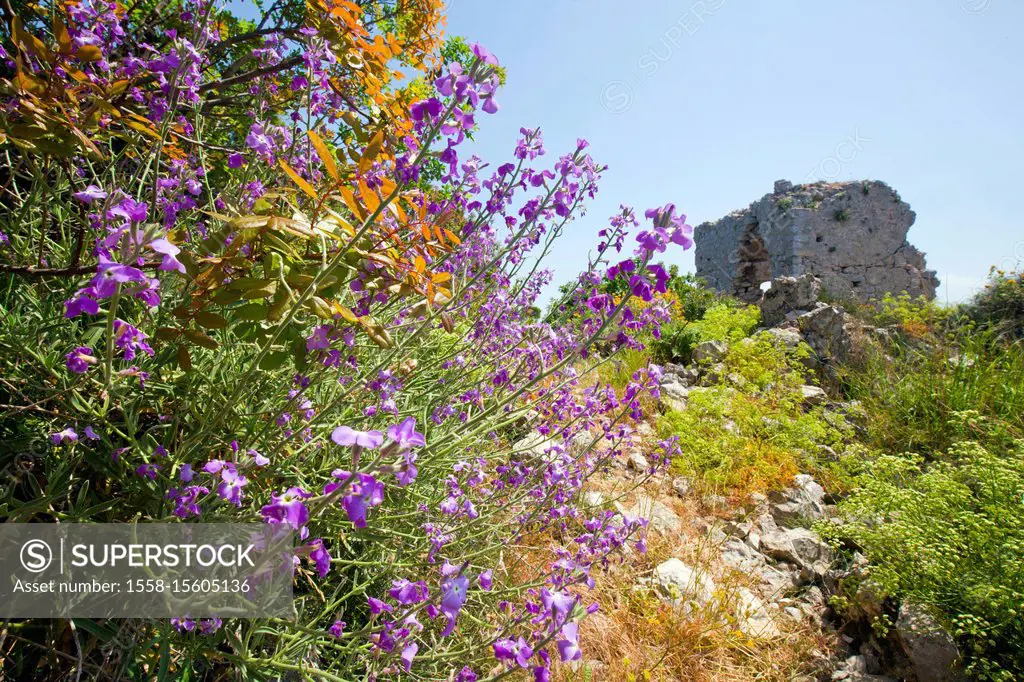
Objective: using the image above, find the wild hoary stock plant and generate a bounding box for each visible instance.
[0,0,692,679]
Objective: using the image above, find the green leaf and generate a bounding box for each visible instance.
[259,351,288,371]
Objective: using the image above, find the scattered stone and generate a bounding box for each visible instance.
[692,339,728,364]
[895,602,961,682]
[703,494,729,511]
[726,372,748,389]
[800,384,829,406]
[627,495,682,534]
[735,587,780,638]
[513,431,551,459]
[652,558,716,605]
[770,474,827,523]
[582,491,606,508]
[818,444,839,461]
[760,527,833,579]
[759,275,823,326]
[831,655,898,682]
[661,380,690,403]
[672,476,692,497]
[853,578,887,621]
[626,452,650,472]
[702,362,727,384]
[764,326,805,349]
[723,520,753,538]
[664,363,701,385]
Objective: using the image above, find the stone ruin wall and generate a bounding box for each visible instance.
[694,179,939,303]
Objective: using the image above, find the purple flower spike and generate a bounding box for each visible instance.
[148,238,186,273]
[307,539,331,578]
[471,43,500,66]
[331,426,384,449]
[439,570,469,637]
[64,294,99,318]
[494,636,533,668]
[324,470,384,528]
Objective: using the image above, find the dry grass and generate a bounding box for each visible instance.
[544,474,830,682]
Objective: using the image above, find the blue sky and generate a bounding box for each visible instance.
[445,0,1023,303]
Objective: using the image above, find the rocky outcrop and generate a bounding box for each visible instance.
[695,180,939,303]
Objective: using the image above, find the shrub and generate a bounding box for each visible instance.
[0,2,693,678]
[871,292,954,338]
[658,333,848,497]
[822,428,1024,680]
[966,268,1024,339]
[651,303,760,363]
[668,273,722,322]
[842,328,1024,457]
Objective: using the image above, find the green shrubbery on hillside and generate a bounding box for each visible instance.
[827,297,1024,679]
[658,332,848,497]
[652,303,761,364]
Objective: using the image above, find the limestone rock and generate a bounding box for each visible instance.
[652,558,716,605]
[626,495,681,534]
[764,326,805,349]
[800,384,828,406]
[894,602,961,682]
[672,476,692,497]
[735,587,780,638]
[661,380,690,403]
[760,274,822,326]
[770,474,827,522]
[798,305,852,364]
[760,527,833,578]
[692,339,728,364]
[626,451,650,472]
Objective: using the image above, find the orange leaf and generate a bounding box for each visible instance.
[339,187,365,220]
[308,129,339,182]
[357,180,380,213]
[358,130,384,174]
[75,44,103,62]
[279,159,318,199]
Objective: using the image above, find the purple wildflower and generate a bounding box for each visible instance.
[331,426,383,449]
[51,427,78,444]
[556,622,582,662]
[73,185,107,204]
[65,346,97,374]
[329,620,346,638]
[260,487,311,530]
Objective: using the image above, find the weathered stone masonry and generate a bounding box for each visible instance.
[694,179,939,302]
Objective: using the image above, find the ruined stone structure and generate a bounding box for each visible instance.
[694,180,939,302]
